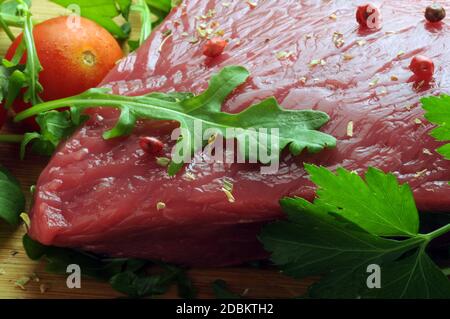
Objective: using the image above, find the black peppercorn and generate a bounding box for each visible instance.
[425,3,446,23]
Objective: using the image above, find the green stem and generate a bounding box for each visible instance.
[0,134,24,143]
[442,268,450,276]
[424,223,450,241]
[0,15,16,41]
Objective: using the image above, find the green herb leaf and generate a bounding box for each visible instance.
[20,110,87,158]
[15,66,336,175]
[304,165,419,237]
[50,0,132,39]
[422,95,450,160]
[260,167,450,299]
[0,166,25,226]
[212,280,241,299]
[16,0,43,105]
[23,234,195,298]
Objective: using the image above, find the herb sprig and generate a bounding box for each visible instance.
[422,95,450,160]
[0,165,25,226]
[260,165,450,299]
[23,234,196,298]
[15,66,336,175]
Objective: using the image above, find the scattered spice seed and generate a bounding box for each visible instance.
[369,78,379,87]
[397,50,405,57]
[391,75,399,81]
[414,118,423,125]
[423,148,433,155]
[276,51,294,60]
[156,202,166,210]
[187,36,199,44]
[203,37,228,57]
[139,137,164,155]
[329,14,337,21]
[347,121,354,137]
[425,3,446,23]
[183,172,196,181]
[246,0,257,8]
[40,283,49,294]
[310,59,326,67]
[158,33,173,52]
[299,77,307,84]
[222,179,235,203]
[156,157,171,167]
[332,32,345,48]
[356,40,366,46]
[14,277,31,290]
[414,169,428,178]
[343,54,354,61]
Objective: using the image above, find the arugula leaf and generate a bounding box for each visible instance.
[0,0,29,29]
[16,0,42,105]
[145,0,178,25]
[20,109,87,158]
[212,280,242,299]
[23,234,196,298]
[2,0,43,107]
[422,95,450,160]
[0,165,25,226]
[305,165,419,237]
[50,0,132,40]
[15,66,336,175]
[260,167,450,299]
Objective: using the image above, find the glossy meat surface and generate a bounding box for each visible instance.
[29,0,450,266]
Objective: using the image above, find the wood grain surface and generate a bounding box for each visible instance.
[0,0,311,299]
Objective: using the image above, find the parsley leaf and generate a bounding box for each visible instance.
[20,109,88,158]
[422,95,450,160]
[260,166,450,299]
[212,280,242,299]
[15,66,336,175]
[0,165,25,226]
[50,0,132,40]
[305,165,419,237]
[23,234,196,298]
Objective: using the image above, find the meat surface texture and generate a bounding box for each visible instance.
[29,0,450,266]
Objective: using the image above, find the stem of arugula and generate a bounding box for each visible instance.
[0,15,16,41]
[423,223,450,242]
[0,134,24,143]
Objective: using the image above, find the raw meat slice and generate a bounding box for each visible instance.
[29,0,450,266]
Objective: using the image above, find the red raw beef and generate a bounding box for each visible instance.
[28,0,450,266]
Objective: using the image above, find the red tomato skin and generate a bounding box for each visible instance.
[5,16,123,129]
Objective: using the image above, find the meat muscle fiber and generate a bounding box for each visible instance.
[29,0,450,266]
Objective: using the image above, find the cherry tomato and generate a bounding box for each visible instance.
[203,37,228,58]
[356,3,381,30]
[5,16,123,130]
[409,55,435,81]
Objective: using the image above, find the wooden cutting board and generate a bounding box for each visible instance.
[0,0,311,299]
